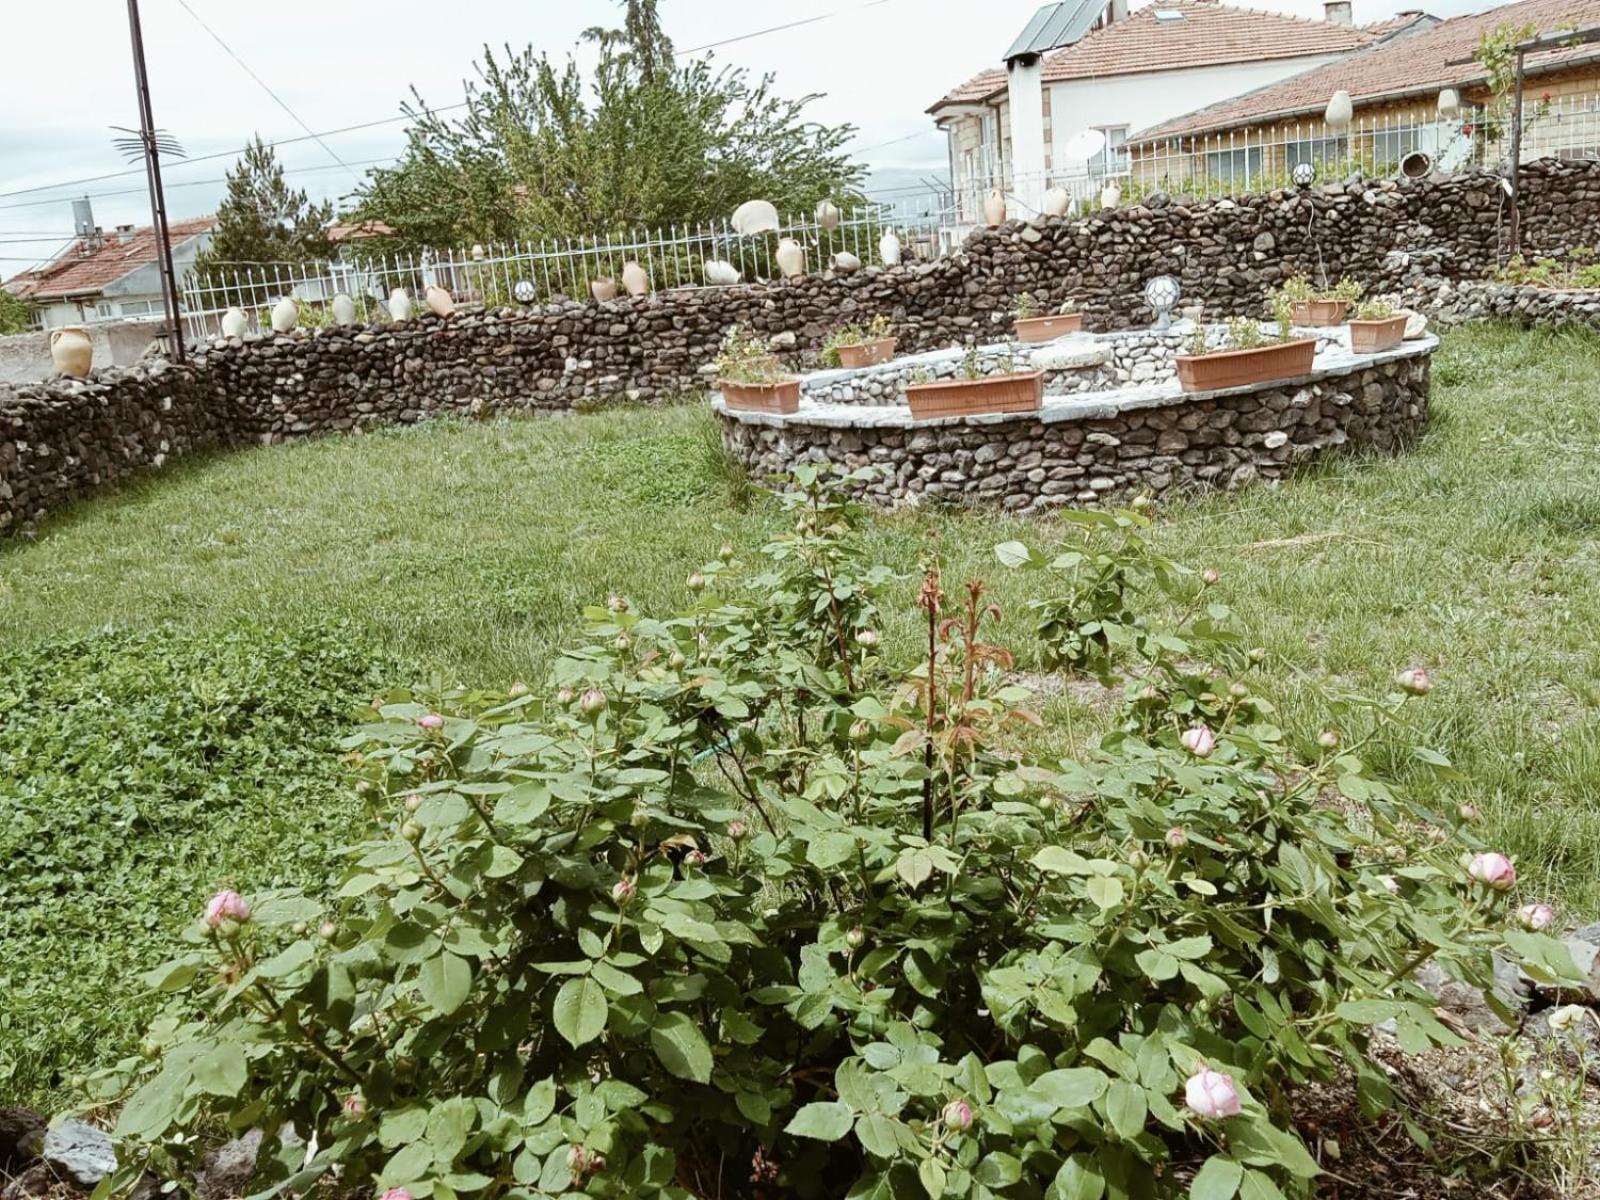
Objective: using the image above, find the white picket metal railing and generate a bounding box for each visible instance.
[177,197,960,342]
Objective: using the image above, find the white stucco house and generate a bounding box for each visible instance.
[928,0,1435,224]
[3,205,215,331]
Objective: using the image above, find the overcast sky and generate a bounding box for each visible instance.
[1,0,1510,270]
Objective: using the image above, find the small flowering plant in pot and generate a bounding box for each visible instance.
[905,346,1044,419]
[96,468,1584,1200]
[1012,293,1084,342]
[1175,308,1316,393]
[1277,273,1363,326]
[1348,299,1409,353]
[821,314,897,369]
[715,324,799,414]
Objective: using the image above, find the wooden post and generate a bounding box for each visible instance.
[1509,48,1525,254]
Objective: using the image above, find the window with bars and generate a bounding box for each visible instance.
[1287,136,1349,170]
[1205,146,1264,185]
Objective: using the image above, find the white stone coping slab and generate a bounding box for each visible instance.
[715,334,1438,431]
[800,331,1111,392]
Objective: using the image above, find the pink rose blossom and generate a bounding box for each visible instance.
[941,1098,974,1131]
[1180,724,1216,758]
[1468,852,1516,890]
[727,819,748,841]
[204,889,250,928]
[1397,667,1432,696]
[611,877,636,906]
[418,713,445,731]
[380,1189,412,1200]
[1519,902,1556,931]
[1184,1069,1242,1119]
[1165,827,1189,850]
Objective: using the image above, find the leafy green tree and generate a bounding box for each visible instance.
[346,0,864,253]
[191,137,334,298]
[0,288,34,336]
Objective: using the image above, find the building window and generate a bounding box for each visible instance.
[1205,147,1263,186]
[1369,128,1420,169]
[95,301,116,319]
[119,299,157,317]
[1287,135,1349,170]
[1089,126,1129,177]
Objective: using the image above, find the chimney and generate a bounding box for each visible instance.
[1324,0,1352,23]
[1108,0,1129,22]
[114,224,136,244]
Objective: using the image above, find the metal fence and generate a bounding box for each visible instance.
[177,196,959,342]
[952,90,1600,223]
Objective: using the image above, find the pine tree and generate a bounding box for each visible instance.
[192,137,334,299]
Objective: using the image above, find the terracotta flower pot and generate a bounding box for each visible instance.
[836,338,897,369]
[1290,298,1349,326]
[1175,339,1316,393]
[1013,313,1083,343]
[1348,315,1408,353]
[49,326,93,378]
[720,378,800,414]
[906,370,1043,419]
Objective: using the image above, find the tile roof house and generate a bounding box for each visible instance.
[929,0,1430,223]
[4,209,215,331]
[1134,0,1600,142]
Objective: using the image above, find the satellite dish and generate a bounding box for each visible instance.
[1059,128,1108,166]
[731,200,781,236]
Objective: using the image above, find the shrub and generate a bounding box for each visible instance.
[714,325,785,384]
[100,472,1579,1200]
[0,623,402,1106]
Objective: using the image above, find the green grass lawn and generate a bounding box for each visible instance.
[5,321,1600,1107]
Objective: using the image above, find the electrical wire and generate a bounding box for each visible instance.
[0,157,397,214]
[676,0,896,55]
[172,0,359,182]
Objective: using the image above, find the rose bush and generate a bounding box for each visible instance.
[97,468,1580,1200]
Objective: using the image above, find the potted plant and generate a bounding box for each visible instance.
[1277,274,1363,326]
[905,348,1043,419]
[1174,303,1316,393]
[1348,299,1409,353]
[716,326,800,414]
[1012,294,1084,342]
[821,315,897,369]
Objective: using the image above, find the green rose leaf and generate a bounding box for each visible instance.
[419,951,473,1016]
[553,976,608,1048]
[785,1101,855,1141]
[651,1011,713,1083]
[1190,1155,1244,1200]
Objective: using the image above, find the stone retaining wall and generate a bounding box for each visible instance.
[717,339,1434,512]
[3,159,1597,532]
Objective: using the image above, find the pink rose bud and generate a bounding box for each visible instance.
[1397,667,1432,696]
[1184,1069,1242,1119]
[846,927,867,950]
[1519,903,1556,931]
[684,850,707,868]
[380,1189,411,1200]
[1468,852,1516,890]
[342,1094,366,1119]
[687,571,707,592]
[1127,848,1149,872]
[1180,724,1216,758]
[580,688,608,718]
[941,1099,974,1131]
[1318,730,1341,750]
[719,543,735,562]
[1200,568,1220,586]
[606,593,628,613]
[856,629,880,647]
[727,819,748,841]
[1165,827,1188,850]
[509,681,530,698]
[1247,647,1267,663]
[204,889,250,929]
[850,719,873,743]
[1457,802,1479,823]
[418,713,445,731]
[567,1145,590,1177]
[611,877,636,906]
[557,686,576,705]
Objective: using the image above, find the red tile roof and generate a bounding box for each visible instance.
[1133,0,1600,141]
[929,0,1406,112]
[4,215,215,301]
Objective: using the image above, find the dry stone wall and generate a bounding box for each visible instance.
[3,160,1599,532]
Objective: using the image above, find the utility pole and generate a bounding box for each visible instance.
[125,0,186,363]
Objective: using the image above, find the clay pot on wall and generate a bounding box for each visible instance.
[1325,90,1353,131]
[776,238,806,279]
[388,289,413,322]
[1100,181,1122,211]
[332,293,357,325]
[270,297,299,333]
[831,252,861,274]
[983,189,1007,227]
[590,277,618,302]
[879,230,902,267]
[220,307,249,338]
[425,284,455,318]
[704,260,741,286]
[621,261,651,296]
[1042,187,1071,216]
[815,200,841,231]
[49,326,93,378]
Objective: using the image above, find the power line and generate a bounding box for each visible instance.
[676,0,896,55]
[172,0,358,183]
[0,156,398,213]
